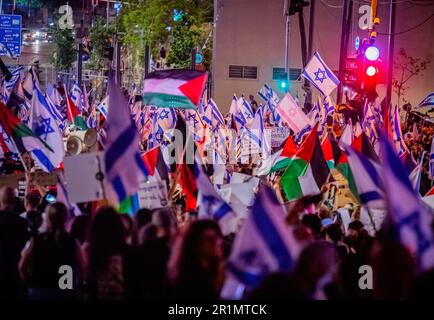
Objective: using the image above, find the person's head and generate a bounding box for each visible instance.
[152,207,176,237]
[26,210,43,235]
[347,220,364,238]
[324,223,343,243]
[249,94,254,101]
[24,193,41,212]
[45,202,68,234]
[136,208,152,230]
[70,214,90,244]
[169,220,224,282]
[370,239,416,299]
[88,206,126,274]
[4,151,12,159]
[301,214,322,237]
[295,241,339,295]
[0,186,17,212]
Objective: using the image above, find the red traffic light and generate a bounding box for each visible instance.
[366,65,378,77]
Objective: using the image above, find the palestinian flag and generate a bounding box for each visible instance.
[423,186,434,209]
[0,101,53,154]
[173,116,201,211]
[352,133,379,162]
[336,133,378,200]
[270,135,298,173]
[281,126,330,201]
[321,134,341,169]
[141,146,170,189]
[66,92,80,123]
[143,69,208,109]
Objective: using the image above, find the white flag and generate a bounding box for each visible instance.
[302,52,339,96]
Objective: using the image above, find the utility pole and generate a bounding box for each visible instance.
[284,5,291,93]
[191,47,197,70]
[337,0,350,104]
[77,19,84,87]
[385,0,396,110]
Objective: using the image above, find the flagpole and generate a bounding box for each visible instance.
[95,152,107,200]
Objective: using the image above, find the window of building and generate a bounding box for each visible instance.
[228,65,258,79]
[272,67,302,81]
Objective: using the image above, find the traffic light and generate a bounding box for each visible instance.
[288,0,310,16]
[343,55,360,92]
[278,72,289,92]
[362,45,381,93]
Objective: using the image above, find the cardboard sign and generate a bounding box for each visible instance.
[0,171,58,188]
[266,127,291,148]
[63,152,105,203]
[138,180,168,209]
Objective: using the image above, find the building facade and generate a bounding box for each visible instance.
[212,0,434,113]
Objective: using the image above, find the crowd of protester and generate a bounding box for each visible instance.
[2,89,434,300]
[1,177,434,300]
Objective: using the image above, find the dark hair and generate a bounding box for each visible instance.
[177,220,222,271]
[25,193,41,209]
[325,223,343,243]
[348,220,364,232]
[136,208,153,229]
[26,210,43,235]
[88,206,126,277]
[70,215,90,244]
[46,203,68,232]
[301,214,322,236]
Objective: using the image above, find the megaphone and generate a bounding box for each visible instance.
[65,136,83,156]
[64,128,98,156]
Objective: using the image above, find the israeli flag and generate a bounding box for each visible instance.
[196,161,238,236]
[429,137,434,180]
[104,77,149,204]
[222,186,300,298]
[302,52,339,96]
[97,96,109,119]
[344,146,385,210]
[70,82,83,110]
[419,92,434,108]
[30,88,64,172]
[380,133,434,272]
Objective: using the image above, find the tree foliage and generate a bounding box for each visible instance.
[120,0,213,69]
[51,27,75,72]
[393,48,432,106]
[87,17,115,71]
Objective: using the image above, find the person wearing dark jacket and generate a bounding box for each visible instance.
[0,187,29,299]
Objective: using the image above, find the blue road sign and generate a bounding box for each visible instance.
[195,52,203,64]
[0,14,22,58]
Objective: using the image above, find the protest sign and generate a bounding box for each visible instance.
[266,127,291,148]
[138,180,168,209]
[63,152,105,203]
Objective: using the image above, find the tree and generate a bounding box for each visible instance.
[393,48,432,106]
[120,0,213,69]
[166,15,201,68]
[87,17,115,71]
[51,27,75,72]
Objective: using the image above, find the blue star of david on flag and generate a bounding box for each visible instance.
[301,51,339,96]
[188,113,199,126]
[1,128,10,144]
[314,68,327,83]
[35,116,55,140]
[159,110,170,120]
[244,111,252,119]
